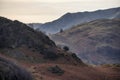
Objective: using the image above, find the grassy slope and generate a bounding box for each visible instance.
[51,19,120,65]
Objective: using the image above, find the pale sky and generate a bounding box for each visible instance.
[0,0,120,23]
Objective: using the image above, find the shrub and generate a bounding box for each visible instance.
[47,65,64,76]
[71,53,82,62]
[63,46,69,51]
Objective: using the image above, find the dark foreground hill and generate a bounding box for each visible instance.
[29,7,120,34]
[0,16,55,50]
[51,19,120,65]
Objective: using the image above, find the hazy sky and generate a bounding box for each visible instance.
[0,0,120,23]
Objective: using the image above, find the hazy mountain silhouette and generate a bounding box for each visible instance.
[29,7,120,34]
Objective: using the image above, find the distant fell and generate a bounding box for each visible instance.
[29,7,120,34]
[51,19,120,65]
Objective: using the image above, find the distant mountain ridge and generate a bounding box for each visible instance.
[28,7,120,34]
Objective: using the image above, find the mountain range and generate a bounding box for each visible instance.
[28,7,120,34]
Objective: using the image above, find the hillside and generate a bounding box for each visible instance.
[0,16,84,64]
[51,19,120,65]
[0,17,120,80]
[28,7,120,34]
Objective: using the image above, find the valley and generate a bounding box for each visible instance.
[0,7,120,80]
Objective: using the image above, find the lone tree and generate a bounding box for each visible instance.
[60,29,63,33]
[63,46,69,51]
